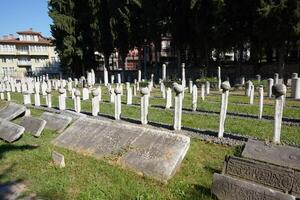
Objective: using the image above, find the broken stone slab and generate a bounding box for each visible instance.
[53,117,190,181]
[60,110,86,122]
[242,139,300,171]
[52,151,65,168]
[40,112,72,133]
[224,156,295,194]
[20,116,46,137]
[0,181,26,200]
[211,173,296,200]
[0,119,25,143]
[0,103,26,121]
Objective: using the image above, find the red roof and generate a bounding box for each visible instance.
[0,29,52,45]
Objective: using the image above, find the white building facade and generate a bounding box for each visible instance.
[0,28,59,79]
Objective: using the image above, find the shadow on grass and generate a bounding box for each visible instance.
[0,144,38,160]
[181,184,216,200]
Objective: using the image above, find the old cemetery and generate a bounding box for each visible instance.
[0,66,300,199]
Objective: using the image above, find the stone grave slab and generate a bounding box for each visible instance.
[211,173,296,200]
[20,116,46,137]
[242,139,300,171]
[53,117,190,181]
[0,119,25,143]
[224,156,295,193]
[0,103,26,120]
[60,110,86,122]
[41,112,72,133]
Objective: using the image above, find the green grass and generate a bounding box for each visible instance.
[1,85,300,199]
[0,124,233,200]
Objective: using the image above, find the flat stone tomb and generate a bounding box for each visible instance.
[60,110,87,122]
[41,112,72,133]
[0,119,25,143]
[0,103,26,120]
[212,173,296,200]
[20,116,46,137]
[242,139,300,171]
[53,117,190,181]
[224,156,300,196]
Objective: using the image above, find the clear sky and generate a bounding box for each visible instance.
[0,0,52,37]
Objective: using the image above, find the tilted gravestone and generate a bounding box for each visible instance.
[53,117,190,181]
[242,139,300,171]
[0,103,26,121]
[0,119,25,143]
[211,139,300,199]
[212,173,295,200]
[20,116,46,137]
[41,112,72,133]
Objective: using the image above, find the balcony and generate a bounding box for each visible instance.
[17,61,31,66]
[16,51,29,55]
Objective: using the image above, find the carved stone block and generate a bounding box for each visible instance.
[224,156,294,193]
[242,139,300,171]
[211,173,296,200]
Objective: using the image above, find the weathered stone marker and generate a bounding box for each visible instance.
[189,80,193,94]
[267,78,274,98]
[53,117,190,181]
[0,103,26,120]
[200,84,205,101]
[274,73,279,84]
[0,119,25,143]
[162,64,166,81]
[218,66,221,90]
[218,81,230,138]
[23,91,31,105]
[272,83,286,144]
[223,156,298,194]
[173,83,184,130]
[20,116,46,137]
[181,63,186,88]
[258,85,264,119]
[192,85,198,111]
[82,87,89,100]
[245,80,252,97]
[74,90,81,113]
[164,87,172,109]
[46,89,52,108]
[140,87,149,124]
[126,87,132,105]
[249,84,254,104]
[205,81,210,95]
[211,173,295,200]
[138,70,141,82]
[52,151,65,168]
[92,89,99,116]
[291,75,300,100]
[114,87,122,120]
[58,88,66,110]
[41,112,72,133]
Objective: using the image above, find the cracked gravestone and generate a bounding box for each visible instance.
[40,112,72,133]
[0,119,25,143]
[20,116,46,137]
[53,117,190,181]
[0,103,26,120]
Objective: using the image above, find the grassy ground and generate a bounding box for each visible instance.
[0,85,299,199]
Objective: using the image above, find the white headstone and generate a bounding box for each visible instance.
[249,85,254,104]
[162,64,166,81]
[258,85,264,119]
[126,87,132,105]
[82,88,89,100]
[114,87,122,120]
[92,89,99,116]
[173,83,184,130]
[192,85,198,111]
[140,87,149,124]
[58,88,66,110]
[267,78,274,98]
[74,90,81,113]
[165,87,172,109]
[218,81,230,138]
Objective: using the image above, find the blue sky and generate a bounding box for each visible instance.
[0,0,52,37]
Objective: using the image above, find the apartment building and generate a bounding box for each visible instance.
[0,28,59,79]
